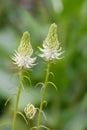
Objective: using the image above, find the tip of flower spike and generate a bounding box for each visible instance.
[18,31,33,56]
[48,23,57,38]
[50,23,57,29]
[22,31,30,41]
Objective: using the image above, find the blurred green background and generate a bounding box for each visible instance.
[0,0,87,130]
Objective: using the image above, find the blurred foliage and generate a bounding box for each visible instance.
[0,0,87,130]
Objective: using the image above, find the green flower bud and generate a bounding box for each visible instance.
[44,23,59,49]
[24,103,36,119]
[18,32,33,56]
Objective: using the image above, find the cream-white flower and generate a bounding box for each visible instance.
[24,103,36,119]
[12,32,36,68]
[12,51,36,68]
[39,45,63,61]
[39,23,64,61]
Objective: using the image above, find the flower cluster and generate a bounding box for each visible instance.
[39,23,63,61]
[12,32,36,68]
[12,23,64,68]
[24,103,36,119]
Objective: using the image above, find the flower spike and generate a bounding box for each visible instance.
[12,31,36,68]
[39,23,64,61]
[18,32,33,56]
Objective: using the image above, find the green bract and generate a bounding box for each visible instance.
[18,32,33,56]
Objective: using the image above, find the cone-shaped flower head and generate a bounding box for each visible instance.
[12,32,36,68]
[24,103,36,119]
[39,23,64,61]
[18,32,33,56]
[44,23,59,49]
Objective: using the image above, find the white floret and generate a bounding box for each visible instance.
[39,45,64,61]
[12,51,36,68]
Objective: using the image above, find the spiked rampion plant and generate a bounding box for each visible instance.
[12,32,36,130]
[36,23,64,130]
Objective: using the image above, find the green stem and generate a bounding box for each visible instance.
[12,68,23,130]
[37,61,50,130]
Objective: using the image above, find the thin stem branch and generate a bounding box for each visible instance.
[12,68,23,130]
[37,61,50,130]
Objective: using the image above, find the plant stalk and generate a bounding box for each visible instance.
[37,61,50,130]
[12,68,23,130]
